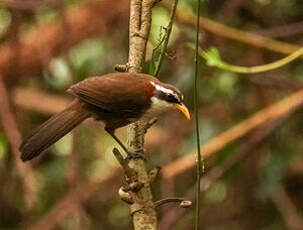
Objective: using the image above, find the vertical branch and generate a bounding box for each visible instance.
[194,0,203,230]
[126,0,158,229]
[0,77,37,208]
[128,0,149,73]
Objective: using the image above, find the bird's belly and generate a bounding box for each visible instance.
[103,116,139,130]
[83,102,147,129]
[90,110,140,130]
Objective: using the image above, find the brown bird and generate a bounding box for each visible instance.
[20,72,190,161]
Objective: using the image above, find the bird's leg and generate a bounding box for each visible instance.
[125,148,146,161]
[106,129,146,160]
[106,130,129,154]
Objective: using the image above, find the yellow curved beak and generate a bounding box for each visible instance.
[175,103,191,120]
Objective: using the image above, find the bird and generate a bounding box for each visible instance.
[20,72,190,162]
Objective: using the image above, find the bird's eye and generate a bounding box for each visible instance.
[166,94,179,103]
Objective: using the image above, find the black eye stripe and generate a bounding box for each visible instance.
[154,89,183,104]
[166,93,179,103]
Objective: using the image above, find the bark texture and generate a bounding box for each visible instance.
[126,0,157,229]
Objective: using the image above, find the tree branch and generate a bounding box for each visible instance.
[126,0,158,229]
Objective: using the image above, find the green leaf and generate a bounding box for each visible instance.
[204,47,222,67]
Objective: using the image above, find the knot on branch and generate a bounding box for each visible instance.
[148,167,161,182]
[118,187,134,204]
[114,63,129,72]
[130,31,149,40]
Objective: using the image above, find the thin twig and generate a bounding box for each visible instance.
[151,0,179,76]
[154,197,191,208]
[194,0,203,229]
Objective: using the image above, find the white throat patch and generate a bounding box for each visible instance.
[141,96,175,121]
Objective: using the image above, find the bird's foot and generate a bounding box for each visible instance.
[126,149,147,161]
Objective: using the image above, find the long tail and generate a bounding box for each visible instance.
[20,99,90,161]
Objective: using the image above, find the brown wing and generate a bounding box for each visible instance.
[68,73,158,114]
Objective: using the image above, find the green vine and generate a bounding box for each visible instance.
[188,44,303,74]
[194,1,203,230]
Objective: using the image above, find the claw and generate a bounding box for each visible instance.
[126,149,147,161]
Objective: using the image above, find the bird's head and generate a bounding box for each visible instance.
[143,80,190,120]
